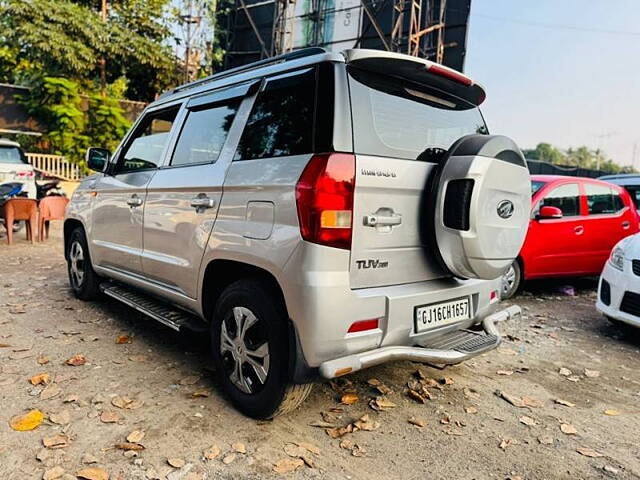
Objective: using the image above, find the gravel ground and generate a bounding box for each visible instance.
[1,225,639,480]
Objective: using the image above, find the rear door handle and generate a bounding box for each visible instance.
[127,194,143,207]
[190,195,216,210]
[622,221,630,230]
[574,225,584,235]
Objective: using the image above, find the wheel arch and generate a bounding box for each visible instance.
[63,218,86,260]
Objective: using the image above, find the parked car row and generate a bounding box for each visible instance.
[501,174,640,298]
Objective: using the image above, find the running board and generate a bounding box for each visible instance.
[100,283,206,333]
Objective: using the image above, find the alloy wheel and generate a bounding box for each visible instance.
[501,263,517,297]
[220,306,270,394]
[69,240,85,288]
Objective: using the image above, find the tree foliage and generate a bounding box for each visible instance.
[523,143,634,174]
[0,0,180,101]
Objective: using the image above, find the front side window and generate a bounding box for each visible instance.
[115,107,179,174]
[539,183,580,217]
[586,184,624,215]
[170,101,239,167]
[0,147,26,164]
[234,68,315,160]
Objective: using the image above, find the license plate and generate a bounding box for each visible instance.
[414,297,471,333]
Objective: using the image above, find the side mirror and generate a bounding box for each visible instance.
[86,147,110,172]
[538,206,563,219]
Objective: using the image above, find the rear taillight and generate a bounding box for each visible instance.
[16,171,34,178]
[295,153,355,250]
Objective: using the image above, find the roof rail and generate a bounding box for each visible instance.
[160,47,328,99]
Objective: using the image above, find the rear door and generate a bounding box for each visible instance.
[581,182,635,273]
[141,82,255,298]
[347,67,489,288]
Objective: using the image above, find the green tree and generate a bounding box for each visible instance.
[523,142,634,174]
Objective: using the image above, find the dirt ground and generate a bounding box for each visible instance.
[1,225,640,480]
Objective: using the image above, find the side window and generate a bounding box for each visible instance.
[540,183,580,217]
[234,68,316,160]
[115,107,179,174]
[586,184,624,215]
[626,187,640,210]
[170,101,240,167]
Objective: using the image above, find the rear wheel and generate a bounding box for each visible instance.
[66,227,101,300]
[211,279,312,419]
[501,260,522,299]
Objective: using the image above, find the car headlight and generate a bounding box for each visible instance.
[609,245,625,271]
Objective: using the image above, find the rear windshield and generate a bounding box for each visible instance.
[348,68,488,161]
[531,180,546,196]
[0,146,26,164]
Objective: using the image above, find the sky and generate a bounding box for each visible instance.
[465,0,640,167]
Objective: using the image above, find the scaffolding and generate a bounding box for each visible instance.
[223,0,469,71]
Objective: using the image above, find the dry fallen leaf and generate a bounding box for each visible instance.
[496,370,514,376]
[191,390,210,398]
[273,458,304,474]
[554,399,576,407]
[326,423,354,439]
[232,442,247,454]
[37,356,50,365]
[407,389,428,404]
[353,414,380,431]
[222,453,236,465]
[603,409,620,416]
[560,423,577,435]
[465,406,478,414]
[43,434,70,449]
[76,467,109,480]
[115,335,131,344]
[203,445,221,460]
[499,438,516,450]
[576,446,604,458]
[49,410,71,425]
[126,430,145,443]
[340,393,359,405]
[65,354,86,366]
[519,416,536,426]
[100,410,120,423]
[167,458,185,468]
[440,377,454,385]
[43,466,65,480]
[9,410,44,431]
[40,383,62,400]
[408,417,426,427]
[369,396,397,411]
[296,442,320,456]
[538,435,554,445]
[111,396,143,410]
[495,390,526,408]
[558,367,572,376]
[30,373,50,385]
[584,369,600,378]
[114,442,145,451]
[522,397,543,408]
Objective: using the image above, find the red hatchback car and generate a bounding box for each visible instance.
[501,174,640,298]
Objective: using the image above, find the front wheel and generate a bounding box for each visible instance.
[501,260,522,299]
[211,279,312,419]
[67,227,101,300]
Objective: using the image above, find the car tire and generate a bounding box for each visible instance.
[501,260,522,299]
[211,278,312,419]
[66,227,101,301]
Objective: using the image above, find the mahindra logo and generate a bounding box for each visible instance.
[497,200,515,219]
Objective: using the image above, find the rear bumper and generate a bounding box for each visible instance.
[319,305,521,379]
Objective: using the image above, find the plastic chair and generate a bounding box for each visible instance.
[38,196,69,242]
[2,198,38,245]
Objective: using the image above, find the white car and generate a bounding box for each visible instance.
[0,139,37,199]
[597,233,640,327]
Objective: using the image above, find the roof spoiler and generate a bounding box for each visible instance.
[342,49,486,106]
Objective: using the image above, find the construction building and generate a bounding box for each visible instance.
[222,0,471,72]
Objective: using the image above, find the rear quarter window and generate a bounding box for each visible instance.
[348,68,488,161]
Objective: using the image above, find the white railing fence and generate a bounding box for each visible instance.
[25,153,85,182]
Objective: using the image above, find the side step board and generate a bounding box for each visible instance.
[100,283,207,332]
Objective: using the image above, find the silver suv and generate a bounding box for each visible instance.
[64,48,530,418]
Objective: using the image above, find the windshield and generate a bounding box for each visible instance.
[531,180,546,196]
[348,68,488,161]
[0,146,26,164]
